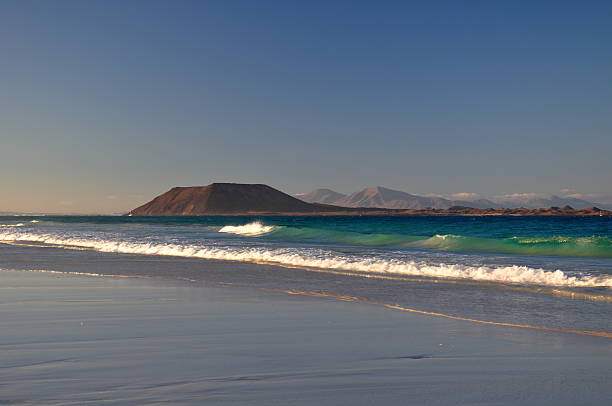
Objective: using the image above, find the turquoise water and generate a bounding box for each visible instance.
[264,224,612,258]
[7,215,612,256]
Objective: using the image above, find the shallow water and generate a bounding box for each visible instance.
[1,270,610,406]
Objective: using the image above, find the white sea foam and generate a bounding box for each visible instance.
[0,223,25,227]
[31,220,40,223]
[219,222,277,236]
[1,230,610,288]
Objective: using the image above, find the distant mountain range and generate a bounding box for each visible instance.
[295,189,347,205]
[297,187,610,210]
[491,194,609,210]
[127,183,610,216]
[298,187,498,210]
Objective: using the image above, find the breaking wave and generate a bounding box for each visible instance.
[254,226,612,258]
[0,230,610,288]
[219,222,276,236]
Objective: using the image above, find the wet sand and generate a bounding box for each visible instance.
[1,269,611,405]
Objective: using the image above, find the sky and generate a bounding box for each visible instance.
[1,0,611,213]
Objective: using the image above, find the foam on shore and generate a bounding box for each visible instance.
[1,230,610,288]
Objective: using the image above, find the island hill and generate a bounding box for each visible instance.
[128,183,611,216]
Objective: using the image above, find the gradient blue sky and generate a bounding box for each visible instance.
[1,0,611,213]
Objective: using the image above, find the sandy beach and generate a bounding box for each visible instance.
[1,265,611,405]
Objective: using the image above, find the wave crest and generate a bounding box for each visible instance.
[219,222,277,236]
[0,230,610,288]
[228,224,612,258]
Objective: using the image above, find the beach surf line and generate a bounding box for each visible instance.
[3,268,610,339]
[2,240,611,303]
[276,289,612,339]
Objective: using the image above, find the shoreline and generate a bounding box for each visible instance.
[2,238,611,299]
[1,241,610,335]
[19,268,612,339]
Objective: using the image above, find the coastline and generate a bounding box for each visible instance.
[7,212,611,217]
[126,210,612,216]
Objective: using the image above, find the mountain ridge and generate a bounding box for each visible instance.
[298,186,499,210]
[297,186,608,210]
[296,189,347,204]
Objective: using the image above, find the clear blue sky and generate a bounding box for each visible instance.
[1,0,611,213]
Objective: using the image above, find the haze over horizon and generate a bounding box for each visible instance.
[1,0,611,214]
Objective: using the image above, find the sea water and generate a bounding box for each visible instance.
[1,215,610,333]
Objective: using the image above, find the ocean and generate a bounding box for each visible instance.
[1,215,611,334]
